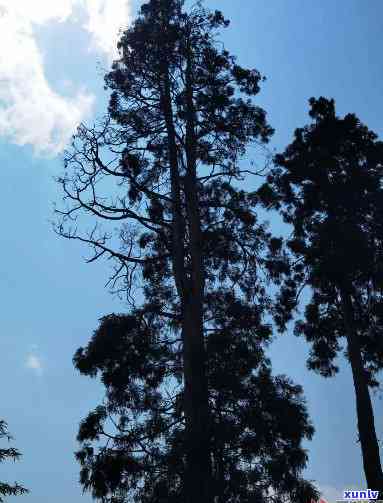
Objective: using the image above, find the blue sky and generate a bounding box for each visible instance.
[0,1,382,502]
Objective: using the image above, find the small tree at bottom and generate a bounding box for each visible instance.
[0,421,28,502]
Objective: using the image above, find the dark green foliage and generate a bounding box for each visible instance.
[259,96,383,382]
[57,1,318,501]
[74,312,316,503]
[258,96,383,490]
[0,421,28,502]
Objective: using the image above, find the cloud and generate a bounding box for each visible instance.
[25,351,44,376]
[0,0,132,155]
[83,0,133,60]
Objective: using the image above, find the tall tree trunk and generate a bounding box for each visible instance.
[339,282,383,492]
[182,42,212,503]
[161,55,212,502]
[182,302,211,503]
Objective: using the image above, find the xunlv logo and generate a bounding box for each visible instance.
[342,489,379,500]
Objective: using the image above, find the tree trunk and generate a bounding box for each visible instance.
[339,282,383,492]
[182,43,212,503]
[161,55,212,502]
[182,302,211,503]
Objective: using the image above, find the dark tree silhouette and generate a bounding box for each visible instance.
[0,421,28,502]
[56,1,318,501]
[73,313,316,503]
[258,96,383,492]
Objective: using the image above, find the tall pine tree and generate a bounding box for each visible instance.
[259,97,383,492]
[56,1,318,501]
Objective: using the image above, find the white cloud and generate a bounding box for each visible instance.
[25,351,44,376]
[83,0,132,60]
[0,0,132,155]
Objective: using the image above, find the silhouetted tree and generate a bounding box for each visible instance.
[73,311,317,503]
[56,1,318,501]
[0,421,28,502]
[258,97,383,492]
